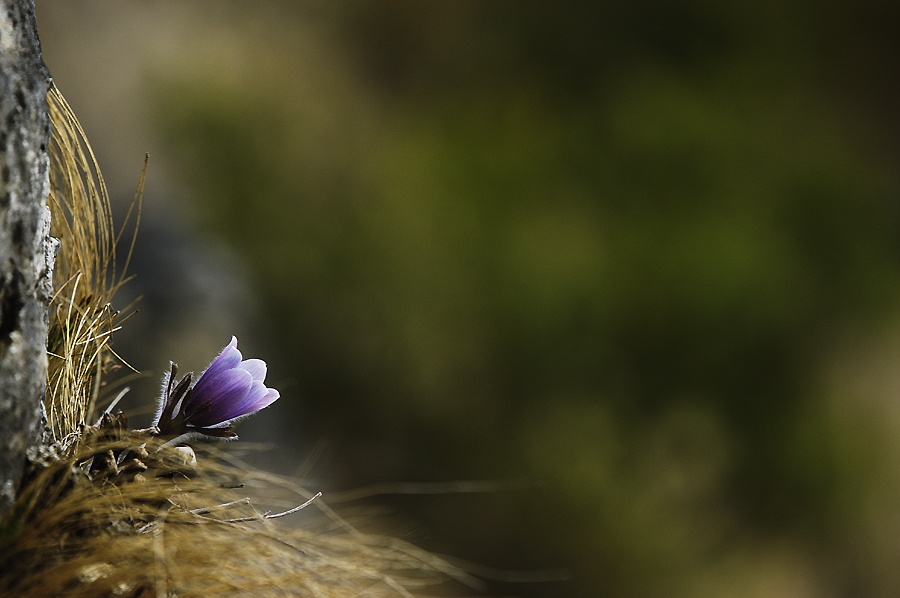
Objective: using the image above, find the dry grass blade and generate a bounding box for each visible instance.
[45,84,142,439]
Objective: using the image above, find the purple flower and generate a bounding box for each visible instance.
[153,337,280,441]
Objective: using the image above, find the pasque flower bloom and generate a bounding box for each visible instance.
[153,337,280,441]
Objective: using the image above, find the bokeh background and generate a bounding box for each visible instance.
[34,1,900,596]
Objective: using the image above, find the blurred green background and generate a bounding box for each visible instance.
[35,1,900,596]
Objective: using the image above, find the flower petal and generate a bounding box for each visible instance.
[185,368,252,426]
[192,337,242,397]
[244,382,279,412]
[227,381,268,416]
[237,358,267,381]
[212,385,280,427]
[252,387,280,411]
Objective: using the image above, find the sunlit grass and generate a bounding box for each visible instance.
[45,84,141,439]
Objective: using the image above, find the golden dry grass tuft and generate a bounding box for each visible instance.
[45,84,141,440]
[0,430,473,598]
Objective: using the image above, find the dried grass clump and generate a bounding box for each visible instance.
[0,86,472,597]
[0,424,472,598]
[45,84,140,439]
